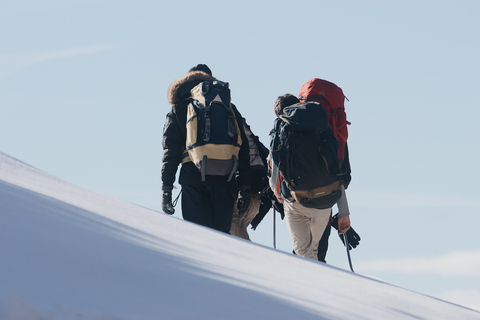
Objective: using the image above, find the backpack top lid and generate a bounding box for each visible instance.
[298,78,345,108]
[191,81,231,109]
[298,78,350,161]
[279,102,329,133]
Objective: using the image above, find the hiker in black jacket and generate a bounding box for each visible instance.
[230,118,271,240]
[270,94,352,261]
[161,64,251,233]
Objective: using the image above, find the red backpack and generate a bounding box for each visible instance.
[298,78,350,162]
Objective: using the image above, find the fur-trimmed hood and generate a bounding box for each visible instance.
[168,71,216,105]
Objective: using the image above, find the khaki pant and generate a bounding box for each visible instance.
[230,194,261,240]
[284,199,331,261]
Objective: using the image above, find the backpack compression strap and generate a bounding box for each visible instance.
[202,103,237,142]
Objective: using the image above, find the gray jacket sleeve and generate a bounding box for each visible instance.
[336,185,350,217]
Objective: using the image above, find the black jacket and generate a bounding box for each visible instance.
[161,71,250,191]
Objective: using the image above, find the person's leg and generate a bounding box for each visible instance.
[230,194,261,240]
[243,194,261,227]
[309,208,332,261]
[210,184,235,233]
[284,200,331,261]
[230,203,244,238]
[237,194,262,240]
[317,210,333,263]
[317,225,331,263]
[181,184,214,228]
[284,200,315,260]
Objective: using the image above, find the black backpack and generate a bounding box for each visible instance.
[273,101,345,209]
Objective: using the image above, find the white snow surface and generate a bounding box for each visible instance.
[1,151,479,320]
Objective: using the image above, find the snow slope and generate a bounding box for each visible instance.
[1,151,479,320]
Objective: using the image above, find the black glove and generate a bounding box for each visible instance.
[161,191,175,215]
[236,189,251,216]
[250,193,272,230]
[331,214,360,250]
[272,197,284,220]
[263,187,285,219]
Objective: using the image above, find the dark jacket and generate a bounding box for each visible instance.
[161,71,250,191]
[242,118,270,194]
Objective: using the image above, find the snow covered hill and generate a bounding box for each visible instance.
[1,151,479,320]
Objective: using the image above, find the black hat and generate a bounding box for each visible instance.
[188,64,212,76]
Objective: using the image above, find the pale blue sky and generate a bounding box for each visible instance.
[1,0,479,310]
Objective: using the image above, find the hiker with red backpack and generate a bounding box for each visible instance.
[298,79,360,262]
[161,64,251,233]
[269,79,359,261]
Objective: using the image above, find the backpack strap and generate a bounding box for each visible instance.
[300,94,329,105]
[227,155,238,182]
[201,155,207,181]
[227,111,236,138]
[203,104,212,141]
[181,150,191,164]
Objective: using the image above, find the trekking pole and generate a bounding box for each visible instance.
[343,233,355,273]
[273,208,276,249]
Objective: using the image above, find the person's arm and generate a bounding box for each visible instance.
[336,185,351,234]
[231,105,251,190]
[161,105,185,191]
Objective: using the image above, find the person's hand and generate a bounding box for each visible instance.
[161,191,175,215]
[331,214,360,250]
[236,189,251,216]
[337,215,351,235]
